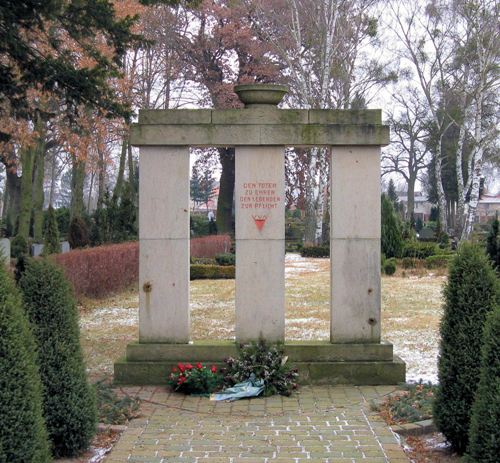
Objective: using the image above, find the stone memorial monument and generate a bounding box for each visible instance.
[115,84,405,385]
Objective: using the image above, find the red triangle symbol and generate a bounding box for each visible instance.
[252,215,267,231]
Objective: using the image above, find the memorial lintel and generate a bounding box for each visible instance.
[130,121,390,147]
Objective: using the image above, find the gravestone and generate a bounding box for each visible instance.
[115,84,405,385]
[61,241,71,253]
[0,238,10,264]
[31,243,44,257]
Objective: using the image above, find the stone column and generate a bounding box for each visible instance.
[139,146,190,343]
[330,146,381,343]
[235,146,285,343]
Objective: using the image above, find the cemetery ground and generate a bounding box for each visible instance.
[72,254,457,462]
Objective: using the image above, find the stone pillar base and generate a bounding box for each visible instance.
[113,341,405,386]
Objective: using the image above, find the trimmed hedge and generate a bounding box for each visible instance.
[301,245,329,258]
[0,264,51,462]
[190,235,231,258]
[402,241,439,259]
[51,241,139,298]
[433,243,499,454]
[20,259,97,458]
[465,307,500,462]
[190,264,235,280]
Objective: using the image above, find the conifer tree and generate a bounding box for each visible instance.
[433,243,499,454]
[486,213,499,270]
[20,259,96,458]
[0,264,51,462]
[381,193,403,258]
[43,205,61,255]
[465,306,500,462]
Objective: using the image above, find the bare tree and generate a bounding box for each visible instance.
[253,0,396,243]
[383,87,431,221]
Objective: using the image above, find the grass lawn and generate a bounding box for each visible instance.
[79,254,446,384]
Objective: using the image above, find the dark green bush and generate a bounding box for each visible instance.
[215,253,235,266]
[68,216,89,249]
[300,245,329,258]
[11,234,28,259]
[223,340,299,397]
[20,259,97,458]
[486,214,499,270]
[433,243,499,454]
[465,307,500,462]
[190,264,235,280]
[43,205,61,255]
[424,254,452,269]
[0,264,51,463]
[383,258,397,275]
[190,214,210,237]
[381,194,403,258]
[402,241,439,259]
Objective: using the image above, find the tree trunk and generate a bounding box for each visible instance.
[407,174,416,222]
[87,169,95,213]
[32,142,46,242]
[70,158,86,219]
[97,146,105,209]
[304,148,319,245]
[434,137,448,233]
[48,149,57,207]
[17,145,36,240]
[216,147,235,234]
[3,169,21,236]
[113,136,127,202]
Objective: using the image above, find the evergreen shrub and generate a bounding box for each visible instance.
[433,243,499,454]
[20,259,97,458]
[465,307,500,462]
[383,258,397,275]
[381,194,403,258]
[215,253,235,266]
[51,242,139,298]
[190,264,235,280]
[401,241,438,259]
[43,205,60,255]
[68,216,89,249]
[0,264,51,463]
[486,214,499,270]
[10,234,28,258]
[300,245,330,258]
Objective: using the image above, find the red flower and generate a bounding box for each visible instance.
[185,363,193,370]
[211,365,217,373]
[172,367,178,373]
[178,375,187,384]
[177,363,185,372]
[196,362,203,369]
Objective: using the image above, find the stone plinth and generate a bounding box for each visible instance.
[114,341,405,385]
[235,146,285,342]
[139,146,190,343]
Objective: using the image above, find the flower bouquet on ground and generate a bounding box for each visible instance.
[167,362,222,395]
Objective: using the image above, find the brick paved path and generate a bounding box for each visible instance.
[104,386,409,463]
